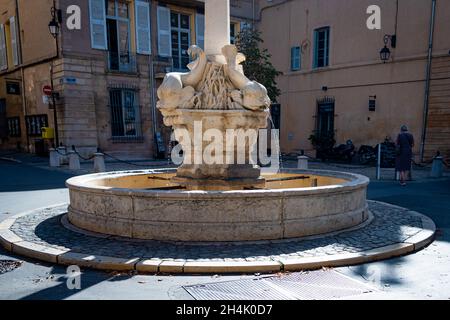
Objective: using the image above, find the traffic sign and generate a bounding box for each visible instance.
[43,85,53,96]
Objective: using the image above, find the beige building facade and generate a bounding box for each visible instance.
[257,0,450,161]
[0,0,256,158]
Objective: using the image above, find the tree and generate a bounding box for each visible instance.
[235,28,282,103]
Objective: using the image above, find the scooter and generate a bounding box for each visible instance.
[320,140,356,163]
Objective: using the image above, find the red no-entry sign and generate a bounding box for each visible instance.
[43,85,53,96]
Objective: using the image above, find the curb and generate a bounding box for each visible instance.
[0,203,436,274]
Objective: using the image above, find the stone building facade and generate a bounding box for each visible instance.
[0,0,256,158]
[257,0,450,161]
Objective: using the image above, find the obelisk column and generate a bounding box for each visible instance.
[205,0,230,56]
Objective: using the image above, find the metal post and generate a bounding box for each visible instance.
[50,0,60,147]
[376,145,382,180]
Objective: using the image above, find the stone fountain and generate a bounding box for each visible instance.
[65,0,370,242]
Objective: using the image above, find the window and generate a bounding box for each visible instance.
[291,46,301,71]
[106,0,136,72]
[171,12,191,70]
[314,27,330,68]
[195,13,204,49]
[0,24,7,71]
[25,115,48,136]
[109,89,142,140]
[7,117,21,137]
[230,23,238,44]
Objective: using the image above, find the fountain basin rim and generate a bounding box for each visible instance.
[66,168,370,198]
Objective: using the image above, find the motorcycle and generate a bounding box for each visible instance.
[357,138,397,167]
[319,140,356,163]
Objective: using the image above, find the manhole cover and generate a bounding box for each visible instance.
[0,260,22,274]
[184,270,375,300]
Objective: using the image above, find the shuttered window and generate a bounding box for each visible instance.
[135,0,151,55]
[89,0,108,50]
[0,24,7,70]
[291,46,301,71]
[9,17,19,66]
[313,27,330,68]
[195,13,204,49]
[157,6,171,57]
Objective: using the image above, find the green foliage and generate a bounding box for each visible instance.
[235,28,282,103]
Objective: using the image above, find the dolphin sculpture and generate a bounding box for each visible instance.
[157,45,207,110]
[222,45,271,111]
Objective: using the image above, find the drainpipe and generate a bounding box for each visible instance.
[150,59,158,156]
[420,0,437,162]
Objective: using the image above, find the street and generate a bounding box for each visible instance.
[0,159,449,300]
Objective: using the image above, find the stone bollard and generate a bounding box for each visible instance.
[431,156,444,178]
[68,151,81,170]
[49,148,60,167]
[93,153,106,173]
[58,146,69,165]
[297,156,309,170]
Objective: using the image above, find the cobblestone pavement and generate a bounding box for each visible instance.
[9,201,424,262]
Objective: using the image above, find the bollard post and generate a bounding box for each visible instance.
[93,152,106,173]
[431,156,444,178]
[49,148,60,167]
[376,145,382,180]
[297,156,309,170]
[68,151,81,170]
[58,146,68,165]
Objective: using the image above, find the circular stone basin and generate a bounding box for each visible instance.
[66,169,370,242]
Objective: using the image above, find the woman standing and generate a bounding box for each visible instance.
[396,125,415,186]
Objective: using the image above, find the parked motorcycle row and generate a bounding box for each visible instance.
[317,138,397,167]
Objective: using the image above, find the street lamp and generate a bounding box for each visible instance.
[48,19,59,38]
[49,4,62,38]
[380,34,396,63]
[48,2,62,147]
[380,45,391,63]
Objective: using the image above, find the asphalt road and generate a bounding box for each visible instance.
[0,160,449,300]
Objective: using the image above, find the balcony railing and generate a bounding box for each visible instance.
[108,51,137,73]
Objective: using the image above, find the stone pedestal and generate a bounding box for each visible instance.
[93,153,106,173]
[161,108,269,190]
[49,148,60,167]
[68,151,81,170]
[298,156,309,170]
[431,156,443,178]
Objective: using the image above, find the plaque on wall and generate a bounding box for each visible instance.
[6,82,21,95]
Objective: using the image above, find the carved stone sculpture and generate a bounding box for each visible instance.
[157,44,270,112]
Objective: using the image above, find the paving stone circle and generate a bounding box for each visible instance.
[0,200,435,273]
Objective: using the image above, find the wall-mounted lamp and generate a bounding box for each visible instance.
[380,35,396,63]
[48,4,62,38]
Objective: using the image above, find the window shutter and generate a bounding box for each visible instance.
[89,0,107,50]
[9,17,19,66]
[324,28,329,66]
[135,1,151,55]
[291,47,300,71]
[313,30,318,68]
[196,14,204,49]
[0,24,7,70]
[157,6,171,57]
